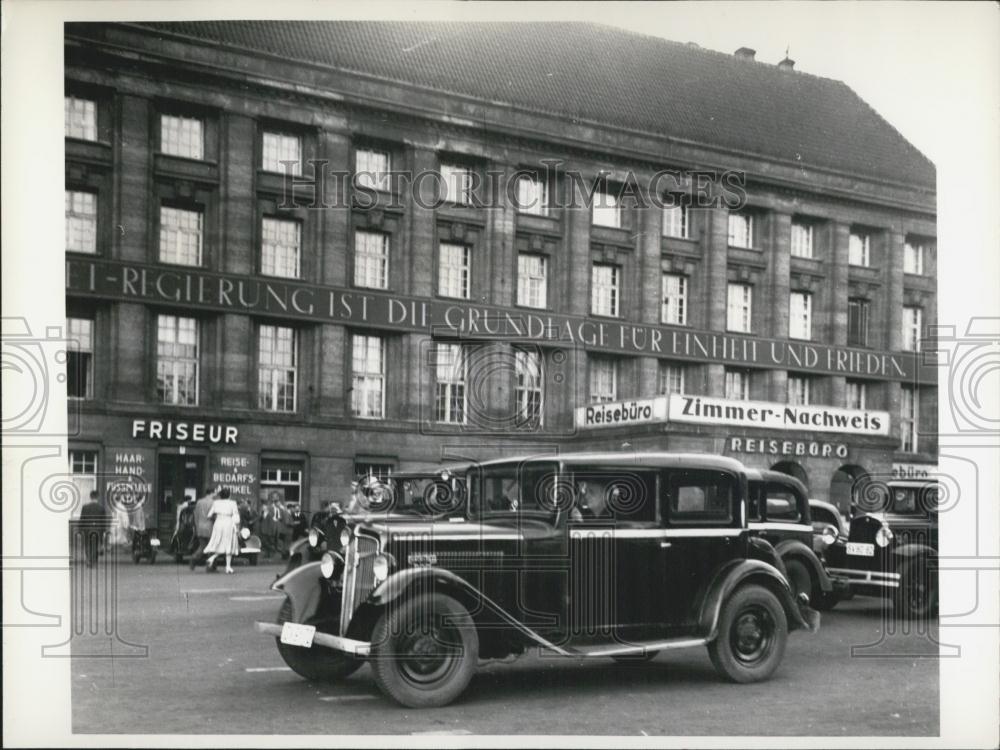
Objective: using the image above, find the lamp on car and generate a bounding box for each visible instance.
[875,524,894,547]
[308,528,321,548]
[240,527,251,541]
[320,552,336,579]
[373,553,394,583]
[339,526,352,548]
[821,525,838,547]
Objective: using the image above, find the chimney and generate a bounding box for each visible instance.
[778,56,796,71]
[734,47,756,60]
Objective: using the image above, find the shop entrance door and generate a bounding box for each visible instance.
[157,454,206,540]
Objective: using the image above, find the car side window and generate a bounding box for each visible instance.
[569,469,657,524]
[764,484,801,523]
[747,484,763,522]
[662,470,734,525]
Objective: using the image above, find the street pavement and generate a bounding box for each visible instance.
[71,555,939,737]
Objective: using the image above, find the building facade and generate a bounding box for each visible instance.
[64,22,937,536]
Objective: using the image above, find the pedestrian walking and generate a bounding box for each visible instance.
[78,490,110,567]
[204,488,241,574]
[189,487,217,570]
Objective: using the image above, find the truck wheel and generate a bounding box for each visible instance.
[275,599,362,682]
[783,559,812,601]
[894,561,937,620]
[370,593,479,708]
[708,584,788,683]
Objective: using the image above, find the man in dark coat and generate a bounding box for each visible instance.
[78,490,110,567]
[189,487,217,570]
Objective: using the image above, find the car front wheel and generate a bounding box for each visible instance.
[275,600,363,683]
[894,560,937,620]
[708,584,788,683]
[370,593,479,708]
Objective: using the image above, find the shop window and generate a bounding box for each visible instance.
[354,461,395,483]
[66,317,94,399]
[69,450,98,516]
[65,191,97,254]
[260,462,303,505]
[261,217,300,279]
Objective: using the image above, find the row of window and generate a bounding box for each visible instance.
[66,313,922,452]
[65,96,932,271]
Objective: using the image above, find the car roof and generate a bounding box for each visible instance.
[386,463,471,478]
[746,469,809,495]
[470,451,746,473]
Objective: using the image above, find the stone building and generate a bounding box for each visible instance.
[63,21,936,535]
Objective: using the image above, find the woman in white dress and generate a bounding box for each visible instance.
[204,487,241,574]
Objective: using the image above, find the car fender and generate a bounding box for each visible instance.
[774,539,833,592]
[287,537,310,558]
[699,559,819,640]
[362,566,572,654]
[271,561,325,623]
[748,535,788,578]
[892,542,937,577]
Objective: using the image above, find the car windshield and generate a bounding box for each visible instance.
[889,485,935,515]
[358,474,465,515]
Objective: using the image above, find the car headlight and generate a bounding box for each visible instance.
[821,525,838,547]
[308,528,320,548]
[372,553,393,583]
[339,527,352,548]
[240,527,251,540]
[320,552,336,579]
[875,524,893,547]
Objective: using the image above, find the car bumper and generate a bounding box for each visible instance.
[254,621,371,657]
[826,567,900,589]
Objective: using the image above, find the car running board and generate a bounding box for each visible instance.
[565,637,708,658]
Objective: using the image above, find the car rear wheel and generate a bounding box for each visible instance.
[894,561,937,620]
[708,584,788,683]
[783,559,812,601]
[275,599,362,682]
[370,593,479,708]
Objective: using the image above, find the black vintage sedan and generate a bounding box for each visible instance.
[256,452,819,707]
[746,469,849,610]
[824,479,938,619]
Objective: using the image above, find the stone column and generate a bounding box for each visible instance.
[489,162,516,307]
[886,230,905,351]
[564,177,593,316]
[768,212,791,401]
[221,114,256,274]
[111,303,147,403]
[408,147,438,297]
[705,206,729,396]
[116,95,151,262]
[317,325,347,418]
[829,222,851,406]
[317,130,352,287]
[638,194,663,396]
[220,315,252,410]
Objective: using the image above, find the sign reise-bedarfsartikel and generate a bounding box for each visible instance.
[66,258,933,383]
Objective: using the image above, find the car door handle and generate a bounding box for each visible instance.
[659,541,672,549]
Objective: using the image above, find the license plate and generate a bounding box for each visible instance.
[280,622,316,648]
[847,542,875,557]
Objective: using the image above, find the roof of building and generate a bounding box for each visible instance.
[128,21,933,188]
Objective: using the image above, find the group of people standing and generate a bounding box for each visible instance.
[258,493,306,560]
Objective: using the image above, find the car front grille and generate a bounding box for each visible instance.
[339,534,378,635]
